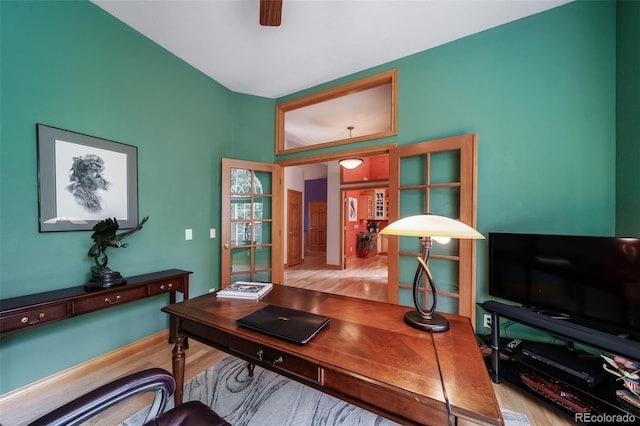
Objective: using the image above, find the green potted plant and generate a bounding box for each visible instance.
[357,231,375,258]
[367,221,379,233]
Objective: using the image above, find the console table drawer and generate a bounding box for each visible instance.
[1,303,68,333]
[229,336,323,384]
[72,286,147,315]
[148,279,184,296]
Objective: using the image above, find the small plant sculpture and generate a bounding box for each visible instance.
[85,216,148,289]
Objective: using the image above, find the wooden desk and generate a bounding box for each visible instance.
[162,285,502,426]
[1,269,191,340]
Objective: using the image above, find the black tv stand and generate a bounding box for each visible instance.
[482,300,640,418]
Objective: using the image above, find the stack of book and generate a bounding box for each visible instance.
[216,281,273,300]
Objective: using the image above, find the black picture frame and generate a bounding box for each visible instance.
[37,124,139,232]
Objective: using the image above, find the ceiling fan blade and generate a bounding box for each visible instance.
[260,0,282,27]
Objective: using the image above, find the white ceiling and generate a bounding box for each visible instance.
[91,0,572,99]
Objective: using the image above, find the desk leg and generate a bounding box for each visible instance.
[172,335,186,406]
[169,293,188,348]
[490,312,500,384]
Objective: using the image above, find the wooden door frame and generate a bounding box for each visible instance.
[221,158,283,287]
[237,137,477,322]
[277,144,396,274]
[387,134,478,322]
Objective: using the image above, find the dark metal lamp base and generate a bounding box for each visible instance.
[404,310,450,332]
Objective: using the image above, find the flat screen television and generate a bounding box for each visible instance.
[488,232,640,336]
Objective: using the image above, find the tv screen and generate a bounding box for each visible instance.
[488,233,640,335]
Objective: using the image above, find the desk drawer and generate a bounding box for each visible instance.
[73,286,147,315]
[1,303,69,333]
[148,278,184,296]
[229,336,322,384]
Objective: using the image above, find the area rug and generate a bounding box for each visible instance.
[122,356,530,425]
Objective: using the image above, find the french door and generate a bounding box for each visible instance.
[387,134,478,321]
[221,159,283,289]
[221,134,478,323]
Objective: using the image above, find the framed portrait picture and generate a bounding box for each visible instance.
[37,124,139,232]
[348,197,357,222]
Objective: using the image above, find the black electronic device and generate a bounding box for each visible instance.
[236,304,330,344]
[488,232,640,336]
[520,342,605,388]
[503,338,523,354]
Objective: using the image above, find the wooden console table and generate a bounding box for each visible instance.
[0,269,191,339]
[163,285,503,426]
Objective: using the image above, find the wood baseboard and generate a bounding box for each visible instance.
[0,330,168,405]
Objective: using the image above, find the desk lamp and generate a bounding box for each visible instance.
[381,214,484,332]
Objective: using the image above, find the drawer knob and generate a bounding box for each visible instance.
[104,295,121,305]
[160,283,173,290]
[21,312,45,325]
[256,349,283,366]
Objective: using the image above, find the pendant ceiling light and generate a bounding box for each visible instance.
[339,158,364,169]
[338,126,363,169]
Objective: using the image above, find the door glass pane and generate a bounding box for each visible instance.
[255,196,272,220]
[399,189,426,217]
[231,168,252,194]
[430,187,460,217]
[231,196,252,220]
[255,246,271,270]
[399,156,426,186]
[254,170,271,193]
[431,238,458,257]
[255,222,272,244]
[398,253,418,284]
[231,273,251,283]
[231,222,251,245]
[437,295,459,314]
[231,247,251,272]
[430,150,460,184]
[429,258,459,293]
[253,271,272,283]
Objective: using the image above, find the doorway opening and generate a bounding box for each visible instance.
[281,152,391,302]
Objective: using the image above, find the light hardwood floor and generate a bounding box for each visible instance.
[285,250,388,302]
[0,251,574,425]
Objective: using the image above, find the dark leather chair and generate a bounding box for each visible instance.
[28,368,230,426]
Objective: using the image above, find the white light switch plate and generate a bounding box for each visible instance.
[210,228,216,238]
[185,229,192,240]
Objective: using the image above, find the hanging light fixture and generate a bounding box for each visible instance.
[339,158,364,169]
[338,126,363,169]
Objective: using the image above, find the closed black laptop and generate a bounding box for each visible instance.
[236,304,331,344]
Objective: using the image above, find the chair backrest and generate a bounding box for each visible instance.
[28,368,175,426]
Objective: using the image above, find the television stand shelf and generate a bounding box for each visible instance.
[481,300,640,419]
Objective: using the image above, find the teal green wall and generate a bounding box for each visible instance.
[1,0,631,394]
[0,0,274,393]
[279,1,620,330]
[616,0,640,236]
